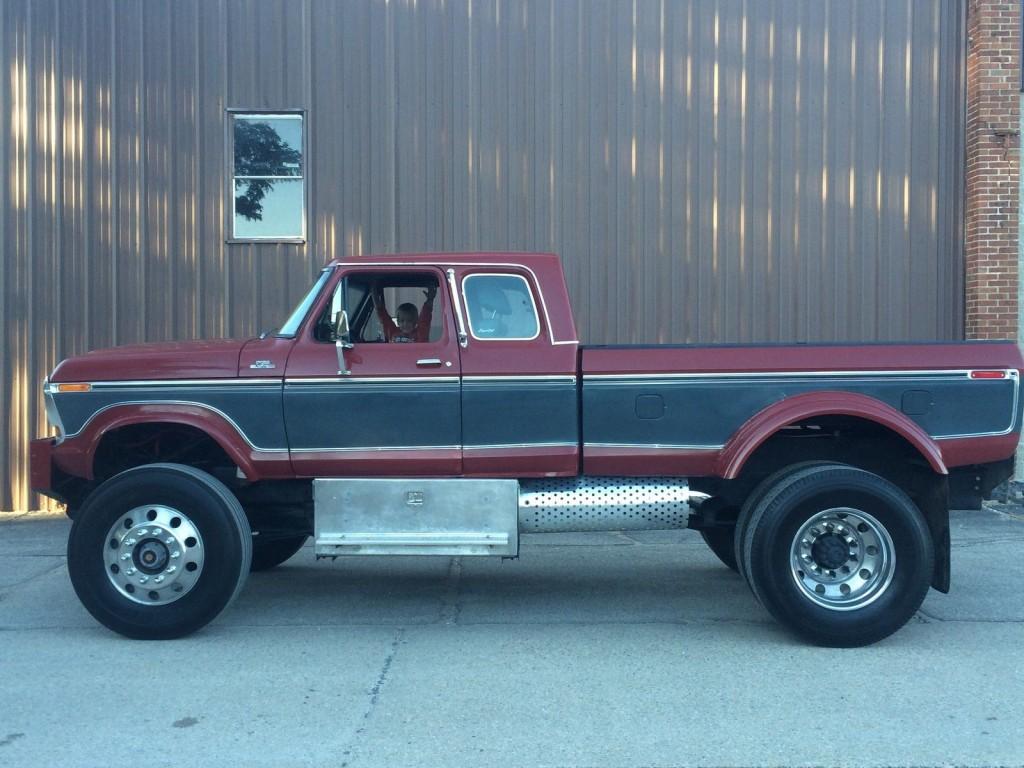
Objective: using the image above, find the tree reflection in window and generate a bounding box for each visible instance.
[231,113,304,239]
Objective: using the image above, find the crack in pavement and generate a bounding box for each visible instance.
[0,562,67,598]
[340,627,405,768]
[439,557,463,625]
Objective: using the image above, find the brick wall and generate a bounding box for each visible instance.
[965,0,1022,340]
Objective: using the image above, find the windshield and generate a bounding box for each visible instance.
[277,268,333,337]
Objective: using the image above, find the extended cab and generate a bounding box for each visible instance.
[31,253,1023,645]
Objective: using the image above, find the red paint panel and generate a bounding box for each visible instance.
[939,433,1021,468]
[462,446,578,477]
[50,339,248,382]
[29,438,54,494]
[583,447,719,477]
[291,449,463,477]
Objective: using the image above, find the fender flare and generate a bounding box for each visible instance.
[67,404,266,481]
[716,390,948,479]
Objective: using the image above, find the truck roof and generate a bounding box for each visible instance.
[324,251,561,268]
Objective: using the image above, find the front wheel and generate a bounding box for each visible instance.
[739,463,933,647]
[68,463,252,639]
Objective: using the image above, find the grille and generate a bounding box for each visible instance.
[518,476,693,533]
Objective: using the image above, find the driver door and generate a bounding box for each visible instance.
[283,266,462,476]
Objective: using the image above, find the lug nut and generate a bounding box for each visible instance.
[120,553,131,561]
[154,575,164,583]
[138,576,149,584]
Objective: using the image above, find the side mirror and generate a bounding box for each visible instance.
[335,310,354,375]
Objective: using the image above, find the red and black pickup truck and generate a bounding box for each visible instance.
[32,252,1023,645]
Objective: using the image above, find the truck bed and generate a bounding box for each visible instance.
[580,341,1023,477]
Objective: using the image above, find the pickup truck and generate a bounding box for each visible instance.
[31,252,1023,646]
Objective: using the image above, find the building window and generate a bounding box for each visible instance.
[230,112,305,241]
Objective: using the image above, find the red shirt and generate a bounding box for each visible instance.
[375,299,434,343]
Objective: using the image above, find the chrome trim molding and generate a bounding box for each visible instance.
[464,442,577,450]
[285,376,461,385]
[583,369,1013,381]
[291,445,461,454]
[447,267,470,348]
[584,441,724,451]
[462,375,577,384]
[86,378,282,388]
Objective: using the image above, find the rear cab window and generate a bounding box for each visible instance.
[462,273,540,341]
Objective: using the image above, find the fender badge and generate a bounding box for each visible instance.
[249,360,276,369]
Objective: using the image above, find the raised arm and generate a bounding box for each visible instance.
[372,285,399,340]
[417,285,437,342]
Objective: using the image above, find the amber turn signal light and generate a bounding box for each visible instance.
[54,383,92,392]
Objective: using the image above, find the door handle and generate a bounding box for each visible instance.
[416,358,443,367]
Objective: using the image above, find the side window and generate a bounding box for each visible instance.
[314,273,442,344]
[463,274,540,340]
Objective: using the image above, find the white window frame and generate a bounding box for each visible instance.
[461,273,541,342]
[226,109,307,243]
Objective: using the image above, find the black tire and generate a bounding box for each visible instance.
[734,461,839,586]
[700,527,739,572]
[251,533,308,572]
[740,463,933,647]
[67,463,252,639]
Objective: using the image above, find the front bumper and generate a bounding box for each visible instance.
[29,437,56,498]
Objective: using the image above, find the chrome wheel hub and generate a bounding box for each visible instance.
[104,505,204,606]
[790,508,895,611]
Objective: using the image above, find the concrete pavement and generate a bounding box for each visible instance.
[1,508,1022,767]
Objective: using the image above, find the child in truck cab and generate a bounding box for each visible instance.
[371,282,437,343]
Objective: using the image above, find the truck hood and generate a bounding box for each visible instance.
[50,339,251,382]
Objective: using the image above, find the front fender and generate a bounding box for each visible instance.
[52,404,289,481]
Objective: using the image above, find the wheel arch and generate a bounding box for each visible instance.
[717,391,948,480]
[80,406,259,482]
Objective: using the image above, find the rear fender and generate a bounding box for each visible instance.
[717,391,948,479]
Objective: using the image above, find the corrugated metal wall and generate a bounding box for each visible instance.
[1,0,965,510]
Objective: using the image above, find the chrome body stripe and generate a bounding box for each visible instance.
[583,369,1011,381]
[584,442,724,451]
[285,376,461,385]
[462,375,576,383]
[85,378,282,388]
[464,442,578,450]
[290,445,461,454]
